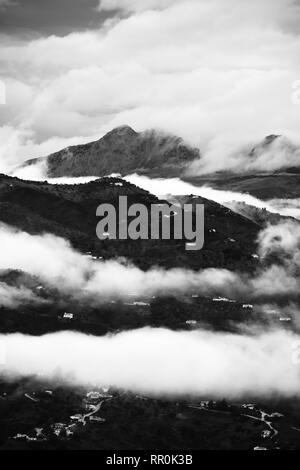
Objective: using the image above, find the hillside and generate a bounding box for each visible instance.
[185,171,300,200]
[0,173,260,272]
[0,176,296,344]
[0,173,265,336]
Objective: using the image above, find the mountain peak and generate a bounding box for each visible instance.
[20,125,200,179]
[103,125,138,140]
[264,134,281,145]
[248,134,282,158]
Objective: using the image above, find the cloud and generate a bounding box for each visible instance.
[257,220,300,267]
[247,221,300,297]
[0,223,240,301]
[189,135,300,175]
[10,169,300,221]
[98,0,181,13]
[1,327,300,397]
[0,282,42,308]
[0,224,91,293]
[1,217,300,304]
[0,0,13,9]
[267,198,300,220]
[0,125,91,174]
[1,0,300,172]
[122,174,300,219]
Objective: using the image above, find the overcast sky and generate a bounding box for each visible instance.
[0,0,300,172]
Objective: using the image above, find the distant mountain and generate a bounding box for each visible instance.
[183,134,300,199]
[19,127,300,199]
[21,125,200,178]
[248,134,281,158]
[184,170,300,200]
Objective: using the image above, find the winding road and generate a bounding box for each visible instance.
[242,410,278,438]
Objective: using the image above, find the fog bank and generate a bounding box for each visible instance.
[1,219,300,304]
[1,327,300,398]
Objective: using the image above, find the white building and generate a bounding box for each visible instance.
[63,312,74,320]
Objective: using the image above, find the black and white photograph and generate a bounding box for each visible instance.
[1,0,300,457]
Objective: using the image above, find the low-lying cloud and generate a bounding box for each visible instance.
[0,223,239,301]
[0,282,42,308]
[1,327,300,398]
[10,167,300,221]
[1,217,300,306]
[189,135,300,175]
[123,174,300,220]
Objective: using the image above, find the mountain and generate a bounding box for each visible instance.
[22,125,200,178]
[184,134,300,199]
[185,170,300,200]
[20,127,300,200]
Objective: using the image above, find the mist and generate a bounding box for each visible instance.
[0,223,240,301]
[123,174,300,220]
[1,217,300,306]
[0,282,43,308]
[267,198,300,220]
[1,327,300,398]
[10,159,300,221]
[9,133,300,183]
[12,160,99,185]
[13,163,299,218]
[188,135,300,175]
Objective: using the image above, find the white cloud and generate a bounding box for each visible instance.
[2,327,300,397]
[0,126,90,173]
[0,224,239,300]
[123,174,300,219]
[1,217,300,303]
[0,282,42,308]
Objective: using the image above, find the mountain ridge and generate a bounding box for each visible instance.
[18,127,300,200]
[22,125,201,179]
